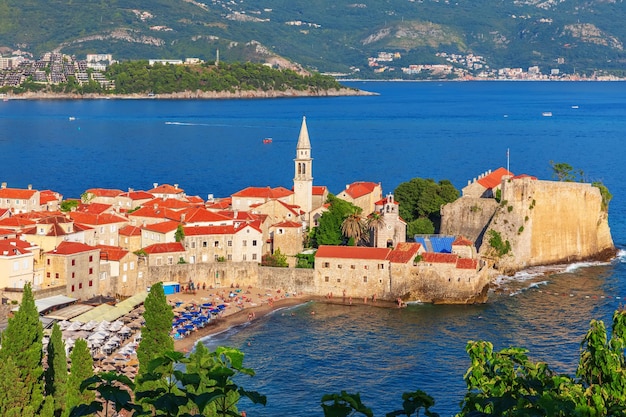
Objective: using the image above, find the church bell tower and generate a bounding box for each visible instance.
[293,116,313,223]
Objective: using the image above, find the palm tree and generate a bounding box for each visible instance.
[367,212,386,247]
[341,213,367,245]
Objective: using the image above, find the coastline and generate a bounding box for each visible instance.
[172,291,398,353]
[2,87,377,101]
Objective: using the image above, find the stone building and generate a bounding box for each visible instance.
[462,167,512,198]
[0,183,41,213]
[293,116,313,224]
[97,245,139,297]
[0,238,38,289]
[269,221,305,263]
[44,241,101,300]
[336,181,383,215]
[371,194,406,248]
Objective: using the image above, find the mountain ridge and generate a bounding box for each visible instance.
[1,0,625,78]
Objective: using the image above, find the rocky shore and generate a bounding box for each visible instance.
[3,87,377,100]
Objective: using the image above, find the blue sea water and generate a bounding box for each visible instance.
[1,81,626,416]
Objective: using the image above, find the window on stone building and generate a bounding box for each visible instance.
[47,272,50,278]
[252,253,257,260]
[338,264,342,269]
[72,259,75,266]
[47,259,50,265]
[378,264,384,270]
[364,265,369,270]
[252,240,257,246]
[55,273,59,279]
[243,254,247,261]
[243,240,247,246]
[323,262,330,268]
[228,254,232,261]
[89,268,93,274]
[130,262,135,270]
[214,241,219,247]
[337,278,341,283]
[156,258,162,266]
[191,241,196,249]
[214,254,219,261]
[89,280,93,287]
[71,285,75,292]
[203,241,207,247]
[167,256,173,265]
[363,276,368,283]
[228,241,232,246]
[325,276,329,282]
[79,283,82,289]
[72,272,75,278]
[351,265,355,269]
[89,255,93,262]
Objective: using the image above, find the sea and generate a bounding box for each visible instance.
[2,81,626,416]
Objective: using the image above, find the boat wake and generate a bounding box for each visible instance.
[165,121,211,126]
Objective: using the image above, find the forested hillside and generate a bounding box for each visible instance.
[1,0,625,78]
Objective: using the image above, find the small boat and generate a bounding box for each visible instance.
[263,138,273,144]
[542,112,553,117]
[571,105,579,109]
[68,116,76,121]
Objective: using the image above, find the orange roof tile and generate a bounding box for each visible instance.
[386,242,422,263]
[0,239,34,256]
[69,212,128,225]
[119,190,155,200]
[183,225,236,236]
[421,252,458,264]
[96,245,129,261]
[452,236,474,246]
[456,258,478,269]
[271,220,302,228]
[119,225,143,236]
[476,167,513,189]
[85,188,123,198]
[0,227,16,236]
[0,187,38,200]
[76,202,112,214]
[312,186,328,196]
[342,182,380,199]
[49,241,98,255]
[315,245,391,260]
[145,198,194,210]
[148,184,184,194]
[206,198,232,210]
[143,242,185,254]
[143,220,181,233]
[180,207,231,224]
[232,186,293,199]
[0,217,36,228]
[128,206,179,220]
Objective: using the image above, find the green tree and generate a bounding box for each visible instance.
[60,199,80,212]
[136,282,174,393]
[45,323,68,416]
[592,181,612,212]
[407,218,435,236]
[174,224,185,242]
[66,339,94,417]
[0,357,30,417]
[366,212,386,247]
[341,212,367,245]
[550,161,583,182]
[0,283,44,414]
[313,195,363,247]
[394,178,459,235]
[261,248,289,267]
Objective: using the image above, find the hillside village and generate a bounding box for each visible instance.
[0,116,615,320]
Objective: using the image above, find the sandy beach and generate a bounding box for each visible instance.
[169,286,399,353]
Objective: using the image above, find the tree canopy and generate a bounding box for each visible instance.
[394,178,459,236]
[312,195,363,247]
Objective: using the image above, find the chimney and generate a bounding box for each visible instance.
[174,184,179,189]
[128,187,134,193]
[27,184,32,190]
[153,183,158,188]
[181,213,186,222]
[1,182,6,189]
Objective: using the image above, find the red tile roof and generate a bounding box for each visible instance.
[217,210,259,221]
[119,225,142,236]
[148,184,184,194]
[315,245,391,260]
[375,196,399,206]
[271,220,302,228]
[0,240,33,256]
[386,242,422,263]
[39,190,62,204]
[96,245,129,261]
[0,208,10,218]
[342,182,380,199]
[0,187,38,200]
[312,186,328,196]
[119,190,155,200]
[143,242,185,254]
[128,206,179,220]
[85,188,123,198]
[183,225,236,236]
[232,186,293,199]
[49,241,98,255]
[145,198,194,210]
[69,212,128,225]
[185,195,205,204]
[0,217,36,228]
[476,167,513,189]
[452,237,474,246]
[76,202,112,214]
[421,252,458,264]
[456,258,478,270]
[0,228,16,237]
[179,207,231,224]
[143,220,181,233]
[206,198,232,210]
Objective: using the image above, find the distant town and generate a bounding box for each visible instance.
[0,50,623,91]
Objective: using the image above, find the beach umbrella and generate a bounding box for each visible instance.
[118,326,132,335]
[101,364,117,372]
[81,320,99,331]
[95,321,110,332]
[57,320,72,330]
[109,320,124,332]
[67,321,83,331]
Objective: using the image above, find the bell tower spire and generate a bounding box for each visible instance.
[293,116,313,223]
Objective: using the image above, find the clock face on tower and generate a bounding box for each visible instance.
[387,225,393,230]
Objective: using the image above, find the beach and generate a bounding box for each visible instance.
[169,286,399,353]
